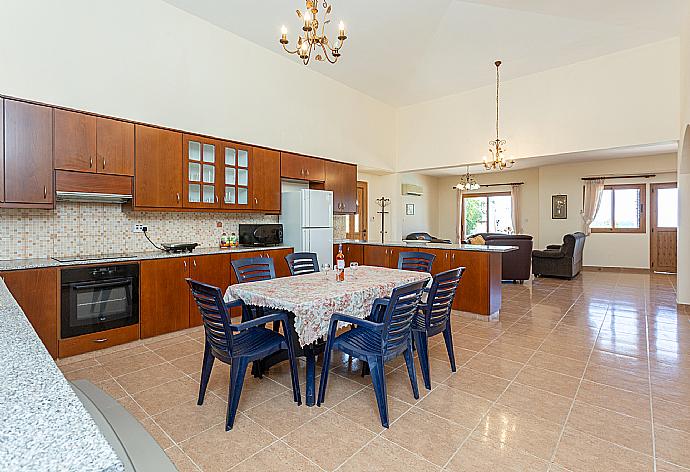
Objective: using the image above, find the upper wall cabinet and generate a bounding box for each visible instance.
[280,152,325,182]
[3,100,54,207]
[252,147,280,212]
[134,125,183,208]
[54,110,134,176]
[219,141,252,211]
[325,160,357,213]
[183,134,219,209]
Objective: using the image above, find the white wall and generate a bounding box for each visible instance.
[677,5,690,304]
[0,0,396,172]
[396,39,680,173]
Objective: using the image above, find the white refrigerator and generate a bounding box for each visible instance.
[280,189,334,267]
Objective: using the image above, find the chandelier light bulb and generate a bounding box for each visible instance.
[281,25,288,35]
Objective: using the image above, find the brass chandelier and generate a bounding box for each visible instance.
[280,1,348,65]
[483,60,515,171]
[457,165,480,191]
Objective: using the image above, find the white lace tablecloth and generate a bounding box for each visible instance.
[224,266,431,346]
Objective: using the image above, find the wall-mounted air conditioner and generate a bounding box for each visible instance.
[401,184,423,196]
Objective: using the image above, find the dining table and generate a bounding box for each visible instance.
[224,265,431,406]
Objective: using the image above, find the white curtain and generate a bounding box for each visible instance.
[456,188,463,243]
[510,184,521,234]
[582,178,606,235]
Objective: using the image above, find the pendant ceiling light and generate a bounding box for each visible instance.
[280,1,348,65]
[456,165,480,191]
[483,60,515,171]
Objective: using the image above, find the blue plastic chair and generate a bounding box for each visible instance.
[397,251,436,273]
[412,267,465,390]
[285,252,320,276]
[187,279,301,431]
[317,280,427,427]
[231,257,276,283]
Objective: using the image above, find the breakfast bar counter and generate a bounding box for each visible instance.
[334,240,517,317]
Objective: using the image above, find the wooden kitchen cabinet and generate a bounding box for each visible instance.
[363,245,391,267]
[280,152,325,182]
[96,117,134,175]
[219,141,252,211]
[134,125,183,209]
[251,147,281,212]
[1,268,59,358]
[184,134,219,209]
[140,257,190,338]
[2,100,54,207]
[334,244,364,266]
[0,99,4,203]
[188,253,231,327]
[325,161,357,213]
[54,109,96,172]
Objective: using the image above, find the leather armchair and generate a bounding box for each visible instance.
[532,232,586,279]
[466,233,533,283]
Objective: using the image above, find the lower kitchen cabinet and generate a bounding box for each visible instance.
[334,244,364,266]
[140,257,191,338]
[1,268,59,358]
[188,253,231,327]
[363,245,392,268]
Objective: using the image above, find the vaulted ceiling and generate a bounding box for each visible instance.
[163,0,684,106]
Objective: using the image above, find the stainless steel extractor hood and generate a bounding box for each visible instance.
[56,191,132,204]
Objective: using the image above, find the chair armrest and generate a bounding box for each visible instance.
[532,249,562,259]
[224,299,243,310]
[546,244,562,250]
[231,311,289,332]
[330,313,383,332]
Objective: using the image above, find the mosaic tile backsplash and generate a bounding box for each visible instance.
[0,203,278,260]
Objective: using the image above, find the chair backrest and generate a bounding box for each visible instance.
[419,268,465,331]
[379,280,427,355]
[186,279,234,356]
[397,251,436,273]
[285,252,319,276]
[231,257,276,283]
[561,232,586,259]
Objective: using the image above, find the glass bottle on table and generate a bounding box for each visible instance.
[336,243,345,282]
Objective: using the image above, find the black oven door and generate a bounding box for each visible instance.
[61,271,139,338]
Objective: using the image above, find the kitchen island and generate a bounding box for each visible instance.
[334,240,517,317]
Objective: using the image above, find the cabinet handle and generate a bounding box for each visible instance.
[176,193,180,203]
[103,158,106,169]
[183,260,187,268]
[215,195,218,203]
[193,259,197,268]
[43,186,47,199]
[300,168,305,176]
[254,197,258,204]
[89,156,93,168]
[306,169,310,176]
[93,338,108,343]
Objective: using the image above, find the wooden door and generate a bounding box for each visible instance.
[3,100,54,205]
[134,125,183,208]
[96,117,134,176]
[183,134,219,209]
[189,253,232,327]
[54,109,96,173]
[650,183,678,273]
[252,147,281,212]
[1,268,58,358]
[280,152,325,181]
[363,245,390,267]
[219,141,252,211]
[140,257,190,338]
[346,181,368,240]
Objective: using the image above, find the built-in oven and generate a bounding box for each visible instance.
[60,264,139,339]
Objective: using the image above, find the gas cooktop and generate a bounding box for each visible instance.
[51,253,138,263]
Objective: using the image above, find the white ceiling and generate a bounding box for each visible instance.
[162,0,684,106]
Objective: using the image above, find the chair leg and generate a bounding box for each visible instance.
[442,324,457,372]
[368,356,389,428]
[197,343,214,405]
[413,331,431,391]
[283,328,302,406]
[226,358,248,431]
[317,341,334,406]
[404,339,420,399]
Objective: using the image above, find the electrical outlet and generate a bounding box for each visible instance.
[132,224,147,233]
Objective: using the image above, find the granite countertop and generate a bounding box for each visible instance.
[334,239,518,253]
[0,279,123,472]
[0,245,294,272]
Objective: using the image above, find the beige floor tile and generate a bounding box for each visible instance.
[139,417,174,449]
[382,368,425,403]
[317,373,367,406]
[171,352,204,374]
[63,365,112,384]
[116,362,186,394]
[588,349,650,374]
[164,446,201,472]
[495,332,545,350]
[576,380,651,421]
[285,410,376,470]
[452,334,493,351]
[464,353,524,380]
[338,437,440,472]
[116,396,149,421]
[210,373,289,412]
[132,376,200,416]
[554,427,654,472]
[443,367,511,401]
[143,331,191,349]
[154,338,204,361]
[656,460,690,472]
[179,420,275,472]
[244,391,323,437]
[428,344,475,365]
[382,407,470,466]
[655,425,690,469]
[566,400,653,455]
[94,378,127,400]
[515,365,581,398]
[653,397,690,433]
[537,340,591,362]
[584,363,650,395]
[57,357,100,373]
[100,350,167,377]
[527,351,587,378]
[417,384,491,429]
[231,441,322,472]
[446,432,549,472]
[497,383,573,425]
[153,396,227,443]
[482,340,536,363]
[333,388,411,433]
[94,343,150,364]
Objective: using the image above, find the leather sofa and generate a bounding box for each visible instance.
[532,232,586,279]
[466,233,533,283]
[404,232,452,244]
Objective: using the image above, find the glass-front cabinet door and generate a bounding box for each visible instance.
[184,134,219,208]
[219,141,252,210]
